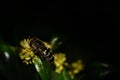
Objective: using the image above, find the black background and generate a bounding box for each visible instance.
[0,0,116,79]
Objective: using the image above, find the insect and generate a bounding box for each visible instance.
[29,37,54,62]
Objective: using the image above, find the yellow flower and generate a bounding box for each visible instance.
[71,60,84,74]
[68,60,84,79]
[43,42,51,49]
[55,65,64,73]
[54,53,66,73]
[68,71,74,79]
[19,39,36,64]
[20,39,31,48]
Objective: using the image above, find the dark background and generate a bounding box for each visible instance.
[0,0,116,79]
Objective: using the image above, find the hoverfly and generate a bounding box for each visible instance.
[29,37,54,62]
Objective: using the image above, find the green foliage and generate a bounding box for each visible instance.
[0,41,37,80]
[56,69,71,80]
[33,57,52,80]
[0,35,112,80]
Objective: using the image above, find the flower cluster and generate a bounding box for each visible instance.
[54,53,66,73]
[68,60,84,79]
[54,53,84,79]
[19,39,36,64]
[19,38,84,79]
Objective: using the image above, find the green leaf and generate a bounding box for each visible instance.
[56,69,71,80]
[0,43,20,80]
[0,43,16,64]
[0,43,37,80]
[50,36,62,51]
[84,62,112,79]
[91,62,111,77]
[33,57,52,80]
